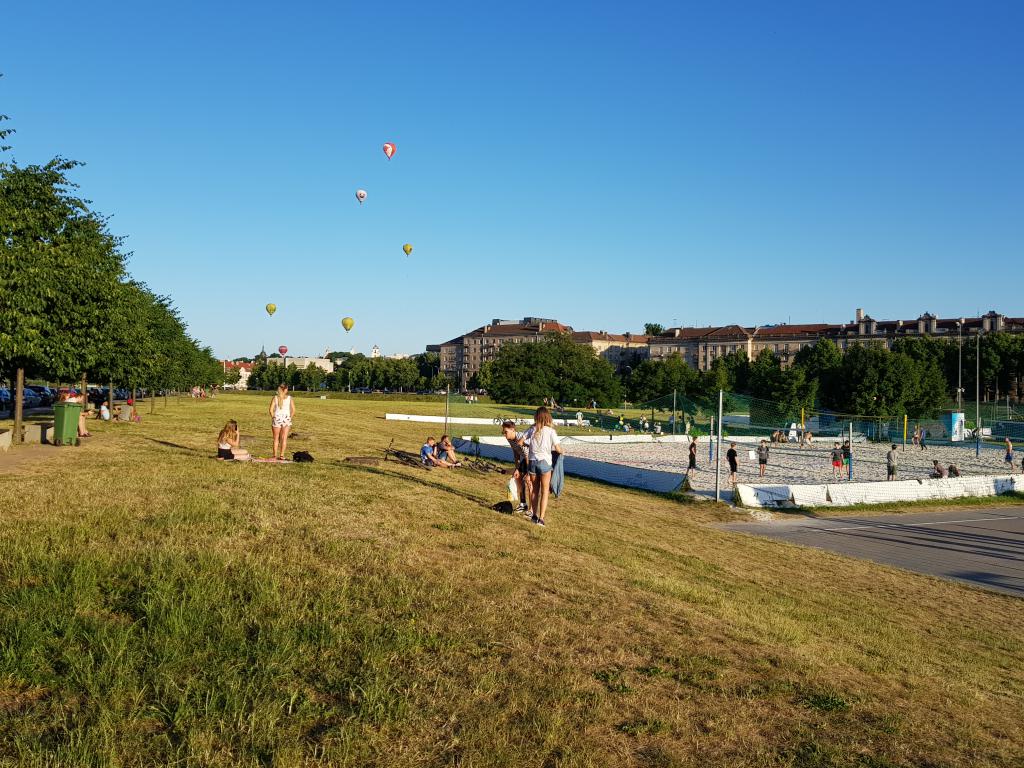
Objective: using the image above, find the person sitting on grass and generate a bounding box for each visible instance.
[216,420,250,461]
[930,460,947,479]
[421,437,458,468]
[437,435,461,465]
[98,400,111,421]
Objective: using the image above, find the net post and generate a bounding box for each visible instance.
[444,383,450,436]
[715,390,723,503]
[672,390,677,435]
[848,421,853,480]
[903,414,907,452]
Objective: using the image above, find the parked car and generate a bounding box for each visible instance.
[0,387,11,412]
[26,385,56,406]
[21,390,42,409]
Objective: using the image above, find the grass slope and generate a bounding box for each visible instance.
[0,393,1021,767]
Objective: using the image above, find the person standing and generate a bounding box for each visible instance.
[523,406,563,526]
[886,444,898,481]
[757,439,769,478]
[1004,437,1015,471]
[687,437,698,474]
[269,383,295,461]
[726,442,738,485]
[842,440,852,478]
[919,426,927,451]
[502,420,531,514]
[831,442,843,481]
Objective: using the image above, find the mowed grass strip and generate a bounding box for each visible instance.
[0,393,1021,767]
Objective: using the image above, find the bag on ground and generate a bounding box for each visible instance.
[507,477,519,505]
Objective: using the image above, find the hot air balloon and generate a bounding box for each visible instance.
[266,303,277,316]
[278,346,288,356]
[355,189,367,204]
[382,142,396,160]
[342,317,354,332]
[403,243,413,256]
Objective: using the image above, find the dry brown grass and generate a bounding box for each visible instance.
[0,392,1021,767]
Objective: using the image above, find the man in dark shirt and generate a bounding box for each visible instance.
[831,443,843,481]
[726,442,738,485]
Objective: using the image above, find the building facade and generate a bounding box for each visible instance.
[650,310,1024,371]
[571,331,650,370]
[433,310,1023,388]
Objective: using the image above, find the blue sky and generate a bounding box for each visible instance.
[4,1,1022,359]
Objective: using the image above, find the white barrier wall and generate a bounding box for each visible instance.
[736,475,1022,508]
[386,414,589,427]
[456,438,684,494]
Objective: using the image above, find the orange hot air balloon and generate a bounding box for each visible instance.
[342,317,354,332]
[402,243,413,256]
[382,142,396,159]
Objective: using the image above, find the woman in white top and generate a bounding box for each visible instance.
[269,384,295,461]
[522,406,562,526]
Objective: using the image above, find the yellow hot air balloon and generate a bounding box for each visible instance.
[266,303,277,316]
[403,243,413,256]
[342,317,355,332]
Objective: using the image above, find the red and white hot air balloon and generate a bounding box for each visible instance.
[382,142,396,160]
[278,345,288,356]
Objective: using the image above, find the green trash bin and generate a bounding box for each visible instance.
[52,402,82,446]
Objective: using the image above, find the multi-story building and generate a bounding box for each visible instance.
[220,361,253,389]
[571,331,650,370]
[650,310,1024,371]
[434,310,1023,388]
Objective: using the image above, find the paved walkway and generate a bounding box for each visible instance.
[721,507,1024,597]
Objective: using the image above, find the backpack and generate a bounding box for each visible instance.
[293,451,314,463]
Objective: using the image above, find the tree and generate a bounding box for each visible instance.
[480,333,621,406]
[644,323,665,336]
[299,363,325,392]
[793,339,842,403]
[627,354,699,402]
[0,159,127,441]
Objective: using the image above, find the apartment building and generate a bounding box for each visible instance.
[571,331,650,369]
[650,310,1024,371]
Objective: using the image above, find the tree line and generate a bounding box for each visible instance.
[1,108,223,441]
[244,352,451,393]
[473,328,1024,420]
[628,334,1024,420]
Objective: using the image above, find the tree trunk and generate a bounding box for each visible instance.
[110,379,114,412]
[150,387,155,415]
[13,367,24,445]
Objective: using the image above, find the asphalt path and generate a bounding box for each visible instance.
[721,507,1024,597]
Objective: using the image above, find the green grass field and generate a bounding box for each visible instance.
[0,393,1022,766]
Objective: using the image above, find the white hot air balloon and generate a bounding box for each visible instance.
[355,189,367,204]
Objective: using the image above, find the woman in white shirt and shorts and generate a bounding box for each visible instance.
[269,384,295,461]
[523,406,563,526]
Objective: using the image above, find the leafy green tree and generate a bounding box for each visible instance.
[0,159,127,439]
[627,354,699,402]
[299,363,326,391]
[643,323,665,336]
[481,333,621,406]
